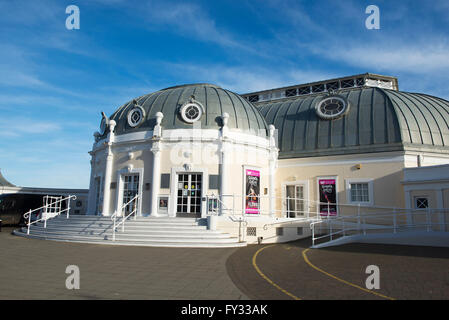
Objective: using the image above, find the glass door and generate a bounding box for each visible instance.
[177,173,202,217]
[122,174,139,216]
[286,185,305,218]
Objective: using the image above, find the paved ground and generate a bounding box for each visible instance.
[0,227,247,300]
[227,238,449,300]
[2,227,449,300]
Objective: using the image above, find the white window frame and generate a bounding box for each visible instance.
[345,178,374,206]
[281,180,309,217]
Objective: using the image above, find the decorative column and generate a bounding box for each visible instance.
[219,113,230,215]
[150,112,164,217]
[101,120,116,217]
[268,125,278,218]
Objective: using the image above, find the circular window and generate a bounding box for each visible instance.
[315,96,349,120]
[127,106,145,127]
[180,102,203,123]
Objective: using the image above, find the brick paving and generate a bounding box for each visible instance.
[0,228,247,300]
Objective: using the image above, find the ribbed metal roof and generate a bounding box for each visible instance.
[0,169,15,187]
[106,84,268,137]
[257,87,449,158]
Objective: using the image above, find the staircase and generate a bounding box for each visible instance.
[13,215,246,248]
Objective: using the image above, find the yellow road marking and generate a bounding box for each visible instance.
[252,245,301,300]
[302,248,396,300]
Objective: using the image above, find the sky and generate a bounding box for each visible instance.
[0,0,448,188]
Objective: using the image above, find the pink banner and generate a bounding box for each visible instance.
[245,169,260,214]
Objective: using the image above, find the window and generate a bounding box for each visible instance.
[346,179,373,205]
[326,81,339,91]
[315,96,350,120]
[312,84,325,93]
[415,197,429,209]
[298,86,311,95]
[127,106,145,127]
[248,95,259,103]
[285,88,297,97]
[350,183,369,202]
[341,79,355,88]
[180,101,204,123]
[286,185,305,217]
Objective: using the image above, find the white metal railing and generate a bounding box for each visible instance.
[311,207,449,247]
[203,194,402,220]
[205,194,248,242]
[23,195,77,235]
[111,195,139,241]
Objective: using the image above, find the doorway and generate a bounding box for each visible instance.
[122,174,139,216]
[176,173,202,217]
[285,184,305,218]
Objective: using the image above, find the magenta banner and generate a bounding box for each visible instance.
[318,179,337,216]
[245,169,260,214]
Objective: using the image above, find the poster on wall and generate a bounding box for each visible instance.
[318,179,337,216]
[245,169,260,214]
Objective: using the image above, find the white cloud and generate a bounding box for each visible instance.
[161,62,336,93]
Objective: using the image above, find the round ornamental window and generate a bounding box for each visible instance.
[180,102,203,123]
[315,96,349,120]
[127,106,145,127]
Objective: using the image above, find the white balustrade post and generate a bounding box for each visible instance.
[67,196,71,219]
[27,210,31,235]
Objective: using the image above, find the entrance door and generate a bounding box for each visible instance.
[177,173,202,217]
[286,185,305,218]
[122,174,139,216]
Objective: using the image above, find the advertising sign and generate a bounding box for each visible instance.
[318,179,337,216]
[245,169,260,214]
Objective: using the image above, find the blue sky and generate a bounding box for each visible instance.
[1,0,448,188]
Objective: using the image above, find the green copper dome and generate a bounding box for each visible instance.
[257,87,449,158]
[104,84,269,137]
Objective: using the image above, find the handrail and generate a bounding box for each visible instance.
[206,194,248,242]
[111,195,139,241]
[263,216,319,230]
[311,208,449,247]
[23,195,77,235]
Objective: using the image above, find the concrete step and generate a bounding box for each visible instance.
[13,229,245,248]
[15,215,246,248]
[45,220,204,227]
[25,227,230,238]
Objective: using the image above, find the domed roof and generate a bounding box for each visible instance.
[104,84,269,137]
[257,87,449,158]
[0,169,15,187]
